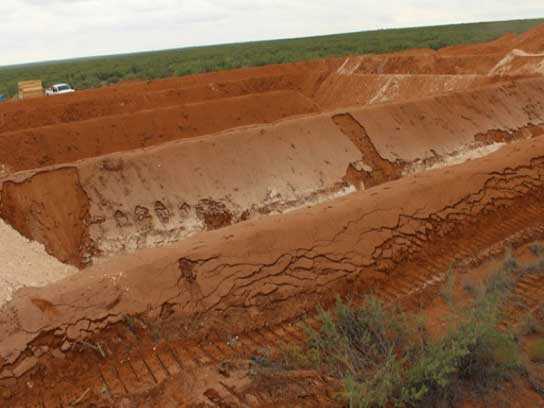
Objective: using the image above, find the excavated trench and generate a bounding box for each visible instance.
[3,134,544,402]
[1,26,544,406]
[1,77,543,267]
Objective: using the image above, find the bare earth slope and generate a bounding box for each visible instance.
[1,22,544,407]
[1,134,544,405]
[1,77,542,267]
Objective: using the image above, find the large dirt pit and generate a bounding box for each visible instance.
[1,24,544,407]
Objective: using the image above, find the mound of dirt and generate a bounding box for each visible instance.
[0,74,311,133]
[516,24,544,53]
[1,133,543,380]
[0,57,337,108]
[0,113,361,264]
[2,77,542,266]
[340,54,503,75]
[347,77,544,163]
[488,49,544,76]
[440,24,544,56]
[0,90,319,172]
[313,73,503,108]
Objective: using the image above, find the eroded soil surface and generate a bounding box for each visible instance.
[1,23,544,407]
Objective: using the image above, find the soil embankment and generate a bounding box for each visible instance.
[1,24,544,406]
[1,134,544,393]
[1,77,543,265]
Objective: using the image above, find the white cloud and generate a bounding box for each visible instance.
[0,0,541,65]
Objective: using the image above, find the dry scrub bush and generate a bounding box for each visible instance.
[282,248,544,407]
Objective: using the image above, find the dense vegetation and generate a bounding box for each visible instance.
[281,249,544,407]
[0,18,543,98]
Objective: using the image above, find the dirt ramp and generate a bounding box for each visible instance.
[0,71,511,137]
[0,56,336,112]
[0,90,319,172]
[0,169,90,267]
[104,57,339,94]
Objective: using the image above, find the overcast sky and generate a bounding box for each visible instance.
[1,0,542,66]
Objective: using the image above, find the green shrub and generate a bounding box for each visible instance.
[284,250,532,407]
[399,307,521,406]
[342,353,403,408]
[302,298,419,378]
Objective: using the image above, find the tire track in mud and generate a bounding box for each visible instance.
[15,203,544,407]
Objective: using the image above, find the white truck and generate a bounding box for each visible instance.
[45,83,75,96]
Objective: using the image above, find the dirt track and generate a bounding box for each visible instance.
[1,23,544,407]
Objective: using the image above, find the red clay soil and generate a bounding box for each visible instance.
[0,113,362,265]
[0,63,508,135]
[1,134,544,406]
[2,77,543,266]
[6,23,544,136]
[0,168,90,267]
[3,134,544,360]
[0,24,544,407]
[0,74,313,133]
[0,71,511,136]
[488,50,544,76]
[346,77,544,163]
[312,73,506,109]
[1,74,533,174]
[99,57,341,94]
[0,57,338,112]
[0,90,319,172]
[438,24,544,56]
[130,240,544,408]
[5,24,544,140]
[347,53,504,75]
[0,59,342,136]
[515,24,544,53]
[1,21,541,135]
